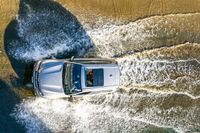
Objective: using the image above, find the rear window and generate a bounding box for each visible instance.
[86,69,104,87]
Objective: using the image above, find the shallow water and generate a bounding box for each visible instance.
[1,0,200,132]
[4,0,94,62]
[12,89,200,133]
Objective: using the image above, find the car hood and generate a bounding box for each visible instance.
[38,61,65,96]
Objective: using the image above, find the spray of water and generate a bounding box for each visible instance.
[85,13,200,96]
[12,97,151,133]
[12,90,200,133]
[5,0,94,62]
[8,2,200,132]
[87,13,200,57]
[118,58,200,96]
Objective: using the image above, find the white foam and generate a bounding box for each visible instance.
[8,12,94,62]
[10,12,200,133]
[12,91,200,133]
[117,58,200,96]
[87,21,156,57]
[86,13,200,58]
[11,97,156,133]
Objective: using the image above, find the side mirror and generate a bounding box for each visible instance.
[70,56,74,61]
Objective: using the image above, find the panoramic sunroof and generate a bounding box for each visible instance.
[86,69,104,87]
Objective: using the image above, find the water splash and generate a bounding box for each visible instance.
[118,58,200,96]
[12,90,200,133]
[85,14,200,96]
[87,13,200,57]
[7,5,200,132]
[4,0,94,62]
[12,98,148,133]
[89,90,200,133]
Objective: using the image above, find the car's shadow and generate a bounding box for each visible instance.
[0,79,53,132]
[4,0,94,85]
[0,79,25,132]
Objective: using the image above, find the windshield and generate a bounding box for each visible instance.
[72,64,82,92]
[63,63,82,94]
[63,63,71,94]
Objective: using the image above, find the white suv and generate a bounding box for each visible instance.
[32,58,120,98]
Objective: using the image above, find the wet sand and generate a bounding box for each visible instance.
[58,0,200,23]
[0,0,200,132]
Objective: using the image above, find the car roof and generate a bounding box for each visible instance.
[66,58,117,65]
[39,58,117,65]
